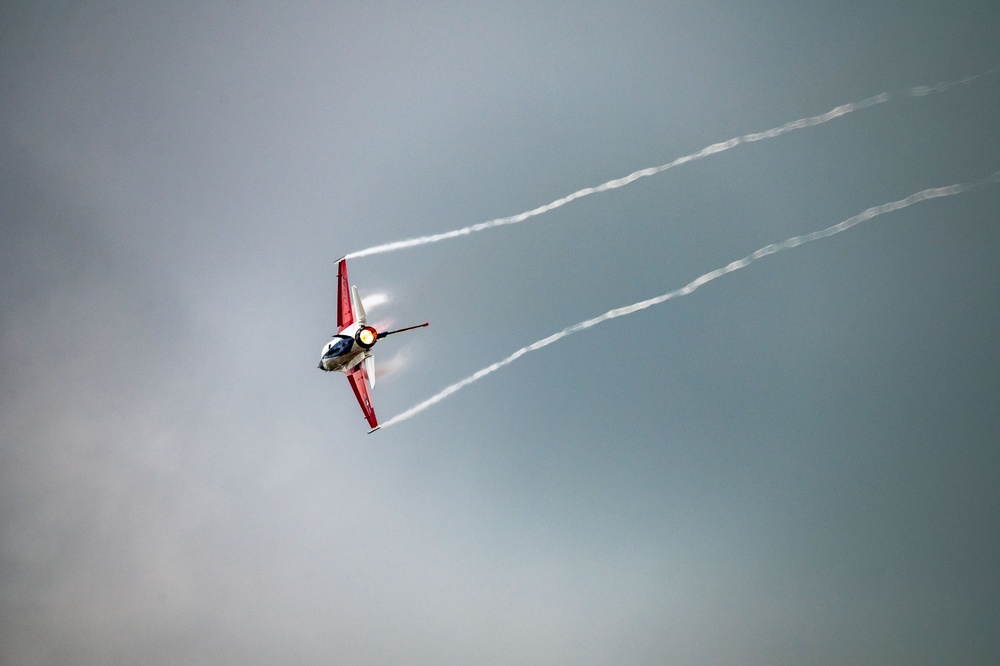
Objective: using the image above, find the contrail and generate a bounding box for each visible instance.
[381,171,1000,428]
[346,66,997,260]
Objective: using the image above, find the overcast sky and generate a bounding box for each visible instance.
[3,2,1000,664]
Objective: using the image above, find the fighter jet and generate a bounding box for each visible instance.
[318,257,428,432]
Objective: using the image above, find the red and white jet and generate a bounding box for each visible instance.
[318,257,428,432]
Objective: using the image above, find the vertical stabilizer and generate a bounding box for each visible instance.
[351,285,367,325]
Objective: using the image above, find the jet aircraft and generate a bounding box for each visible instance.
[318,257,428,432]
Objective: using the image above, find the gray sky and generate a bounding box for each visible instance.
[3,2,1000,664]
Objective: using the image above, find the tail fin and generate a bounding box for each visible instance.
[351,285,367,325]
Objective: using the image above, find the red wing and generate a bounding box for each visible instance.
[336,257,354,330]
[346,362,378,431]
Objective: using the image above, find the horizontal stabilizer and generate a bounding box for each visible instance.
[364,354,376,389]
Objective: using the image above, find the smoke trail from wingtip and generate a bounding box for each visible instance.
[346,67,997,261]
[380,172,1000,428]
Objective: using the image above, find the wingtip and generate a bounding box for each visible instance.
[367,425,381,434]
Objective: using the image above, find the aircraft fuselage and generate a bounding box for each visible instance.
[318,322,373,374]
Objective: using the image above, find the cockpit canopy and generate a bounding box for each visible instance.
[323,335,354,359]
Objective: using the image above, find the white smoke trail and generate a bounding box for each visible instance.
[346,66,997,260]
[381,172,1000,428]
[361,292,390,309]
